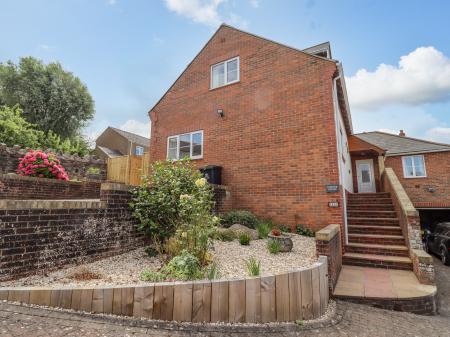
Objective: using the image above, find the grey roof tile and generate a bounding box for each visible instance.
[110,127,150,147]
[354,131,450,156]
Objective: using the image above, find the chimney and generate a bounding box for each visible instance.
[399,130,406,137]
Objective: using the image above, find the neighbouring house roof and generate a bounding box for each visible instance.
[148,23,353,134]
[354,131,450,156]
[109,127,150,147]
[96,146,123,158]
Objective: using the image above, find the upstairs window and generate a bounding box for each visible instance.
[135,146,144,156]
[402,155,426,178]
[211,57,239,89]
[167,131,203,160]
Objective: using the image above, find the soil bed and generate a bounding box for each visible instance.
[2,234,316,288]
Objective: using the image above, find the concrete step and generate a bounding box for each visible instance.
[348,198,393,205]
[348,217,400,226]
[347,210,397,218]
[343,252,413,270]
[347,204,395,211]
[348,225,403,236]
[348,233,406,245]
[348,193,391,200]
[345,242,409,257]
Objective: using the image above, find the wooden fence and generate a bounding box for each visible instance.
[0,257,329,323]
[107,153,149,186]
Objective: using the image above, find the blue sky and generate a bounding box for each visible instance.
[1,0,450,143]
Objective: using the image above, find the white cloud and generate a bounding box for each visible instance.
[120,119,151,138]
[425,127,450,144]
[163,0,247,28]
[377,128,398,135]
[346,47,450,111]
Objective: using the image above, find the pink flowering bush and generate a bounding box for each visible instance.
[16,150,69,180]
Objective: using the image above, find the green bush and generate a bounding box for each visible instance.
[221,210,259,229]
[256,222,272,239]
[239,233,251,246]
[144,246,159,257]
[162,250,203,281]
[245,257,260,276]
[267,239,281,254]
[130,159,214,242]
[278,224,290,233]
[295,224,315,237]
[139,269,166,282]
[214,229,236,241]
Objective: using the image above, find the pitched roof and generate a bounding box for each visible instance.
[110,127,150,147]
[96,146,123,158]
[354,131,450,156]
[148,23,338,114]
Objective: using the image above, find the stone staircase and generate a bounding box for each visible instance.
[344,192,413,270]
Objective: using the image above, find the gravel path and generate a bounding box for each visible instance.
[2,234,316,288]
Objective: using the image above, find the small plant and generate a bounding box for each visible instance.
[67,266,102,281]
[296,224,315,237]
[140,269,166,282]
[267,239,281,254]
[256,222,271,239]
[144,246,159,257]
[163,250,203,281]
[271,228,282,236]
[295,320,304,326]
[214,229,236,241]
[204,262,221,280]
[279,224,290,233]
[164,236,182,258]
[16,150,69,180]
[86,166,100,175]
[221,210,259,229]
[245,257,261,276]
[239,233,251,245]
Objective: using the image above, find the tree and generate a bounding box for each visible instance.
[0,57,95,139]
[0,105,91,156]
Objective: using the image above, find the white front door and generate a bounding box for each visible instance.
[356,159,376,193]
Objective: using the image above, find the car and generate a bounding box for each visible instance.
[423,222,450,266]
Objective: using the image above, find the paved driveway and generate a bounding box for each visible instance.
[1,300,450,337]
[434,256,450,317]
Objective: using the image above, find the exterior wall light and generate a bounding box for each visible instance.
[217,109,224,118]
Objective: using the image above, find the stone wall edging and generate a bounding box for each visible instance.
[0,256,329,323]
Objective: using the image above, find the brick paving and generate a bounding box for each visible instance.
[1,300,449,337]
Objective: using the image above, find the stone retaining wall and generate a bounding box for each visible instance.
[0,144,106,181]
[0,183,144,281]
[0,256,329,323]
[0,174,101,200]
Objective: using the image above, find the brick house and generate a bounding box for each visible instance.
[148,24,353,232]
[353,131,450,228]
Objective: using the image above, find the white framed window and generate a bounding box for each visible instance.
[210,57,239,89]
[402,155,426,178]
[167,130,203,160]
[135,146,144,156]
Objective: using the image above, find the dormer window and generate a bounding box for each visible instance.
[211,57,239,89]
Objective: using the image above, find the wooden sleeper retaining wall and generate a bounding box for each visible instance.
[0,256,329,323]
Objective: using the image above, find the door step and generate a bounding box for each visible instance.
[348,217,400,226]
[345,242,409,257]
[348,233,405,245]
[343,252,412,270]
[348,225,402,236]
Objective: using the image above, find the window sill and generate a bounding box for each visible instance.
[209,80,240,91]
[403,176,427,179]
[168,156,203,161]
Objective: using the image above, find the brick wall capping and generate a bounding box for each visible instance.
[100,182,132,191]
[412,249,434,264]
[0,199,105,210]
[385,168,418,217]
[1,173,99,185]
[315,224,340,241]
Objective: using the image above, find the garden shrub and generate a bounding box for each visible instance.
[221,210,259,229]
[144,246,159,257]
[267,239,281,254]
[278,224,290,233]
[130,159,214,242]
[162,250,203,281]
[245,257,260,276]
[16,150,69,180]
[239,233,251,245]
[296,224,315,237]
[164,237,182,258]
[256,222,271,239]
[139,269,166,282]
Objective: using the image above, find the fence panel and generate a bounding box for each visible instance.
[107,153,149,186]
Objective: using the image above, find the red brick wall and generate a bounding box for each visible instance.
[385,152,450,208]
[149,26,342,231]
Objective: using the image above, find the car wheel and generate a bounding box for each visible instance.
[423,240,430,253]
[440,246,450,266]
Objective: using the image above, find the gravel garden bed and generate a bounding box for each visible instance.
[1,234,316,288]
